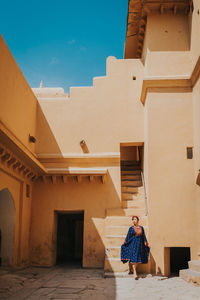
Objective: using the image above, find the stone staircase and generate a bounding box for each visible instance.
[104,160,149,275]
[180,260,200,285]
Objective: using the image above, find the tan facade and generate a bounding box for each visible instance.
[0,0,200,278]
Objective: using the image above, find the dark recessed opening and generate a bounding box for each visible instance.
[0,230,1,266]
[187,147,193,159]
[29,135,36,143]
[56,212,84,266]
[132,76,136,80]
[170,247,190,275]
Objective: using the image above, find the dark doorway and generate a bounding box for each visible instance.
[56,212,84,266]
[0,188,15,267]
[170,247,190,275]
[0,230,1,266]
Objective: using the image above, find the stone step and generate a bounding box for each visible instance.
[105,235,125,247]
[104,258,150,273]
[121,193,138,200]
[121,180,142,187]
[121,186,139,193]
[189,261,200,272]
[106,225,129,236]
[104,272,137,278]
[121,165,141,169]
[105,246,121,258]
[106,224,148,238]
[179,268,200,285]
[104,258,129,272]
[122,199,145,209]
[121,193,144,201]
[121,175,141,180]
[105,215,147,227]
[106,207,146,217]
[121,170,141,175]
[120,161,140,166]
[121,166,141,171]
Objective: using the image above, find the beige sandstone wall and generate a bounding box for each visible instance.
[31,167,121,267]
[191,0,200,251]
[0,171,32,266]
[35,57,145,155]
[141,5,200,274]
[144,92,196,275]
[144,14,190,54]
[0,34,38,156]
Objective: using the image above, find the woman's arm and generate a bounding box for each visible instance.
[122,227,133,245]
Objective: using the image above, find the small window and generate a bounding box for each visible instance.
[187,147,193,159]
[26,184,30,198]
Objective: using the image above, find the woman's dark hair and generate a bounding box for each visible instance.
[132,215,139,221]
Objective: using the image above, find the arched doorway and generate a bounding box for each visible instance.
[0,188,15,266]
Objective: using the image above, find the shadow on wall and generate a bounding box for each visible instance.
[0,188,15,267]
[35,102,62,154]
[31,172,122,265]
[31,171,122,298]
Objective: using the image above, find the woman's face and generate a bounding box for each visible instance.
[132,217,138,225]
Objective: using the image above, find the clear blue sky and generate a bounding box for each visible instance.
[0,0,128,92]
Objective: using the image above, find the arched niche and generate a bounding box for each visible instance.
[0,188,15,266]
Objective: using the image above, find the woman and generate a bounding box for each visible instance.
[121,216,150,279]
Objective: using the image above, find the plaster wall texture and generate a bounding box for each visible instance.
[35,57,144,155]
[0,188,15,266]
[144,14,190,53]
[190,0,200,67]
[142,13,192,73]
[31,167,121,267]
[144,92,196,275]
[0,171,32,267]
[144,51,192,78]
[141,6,200,274]
[0,172,20,266]
[191,0,200,239]
[192,79,200,241]
[0,34,37,155]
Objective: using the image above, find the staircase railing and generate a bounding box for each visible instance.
[141,171,148,216]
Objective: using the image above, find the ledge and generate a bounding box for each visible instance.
[0,143,39,182]
[0,120,46,173]
[37,152,120,167]
[140,56,200,104]
[46,167,108,175]
[38,168,108,184]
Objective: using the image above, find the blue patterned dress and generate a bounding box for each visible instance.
[121,226,150,264]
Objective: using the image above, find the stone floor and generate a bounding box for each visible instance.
[0,265,200,300]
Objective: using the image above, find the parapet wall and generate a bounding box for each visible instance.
[35,57,145,155]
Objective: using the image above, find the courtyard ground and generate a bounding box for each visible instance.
[0,265,199,300]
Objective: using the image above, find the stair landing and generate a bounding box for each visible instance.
[180,260,200,285]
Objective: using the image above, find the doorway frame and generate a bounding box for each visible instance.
[164,246,191,276]
[53,210,84,266]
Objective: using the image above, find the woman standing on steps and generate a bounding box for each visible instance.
[121,216,150,280]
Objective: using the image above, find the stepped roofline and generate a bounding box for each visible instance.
[124,0,191,59]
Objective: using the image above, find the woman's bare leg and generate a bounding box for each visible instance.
[128,261,133,274]
[132,264,138,279]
